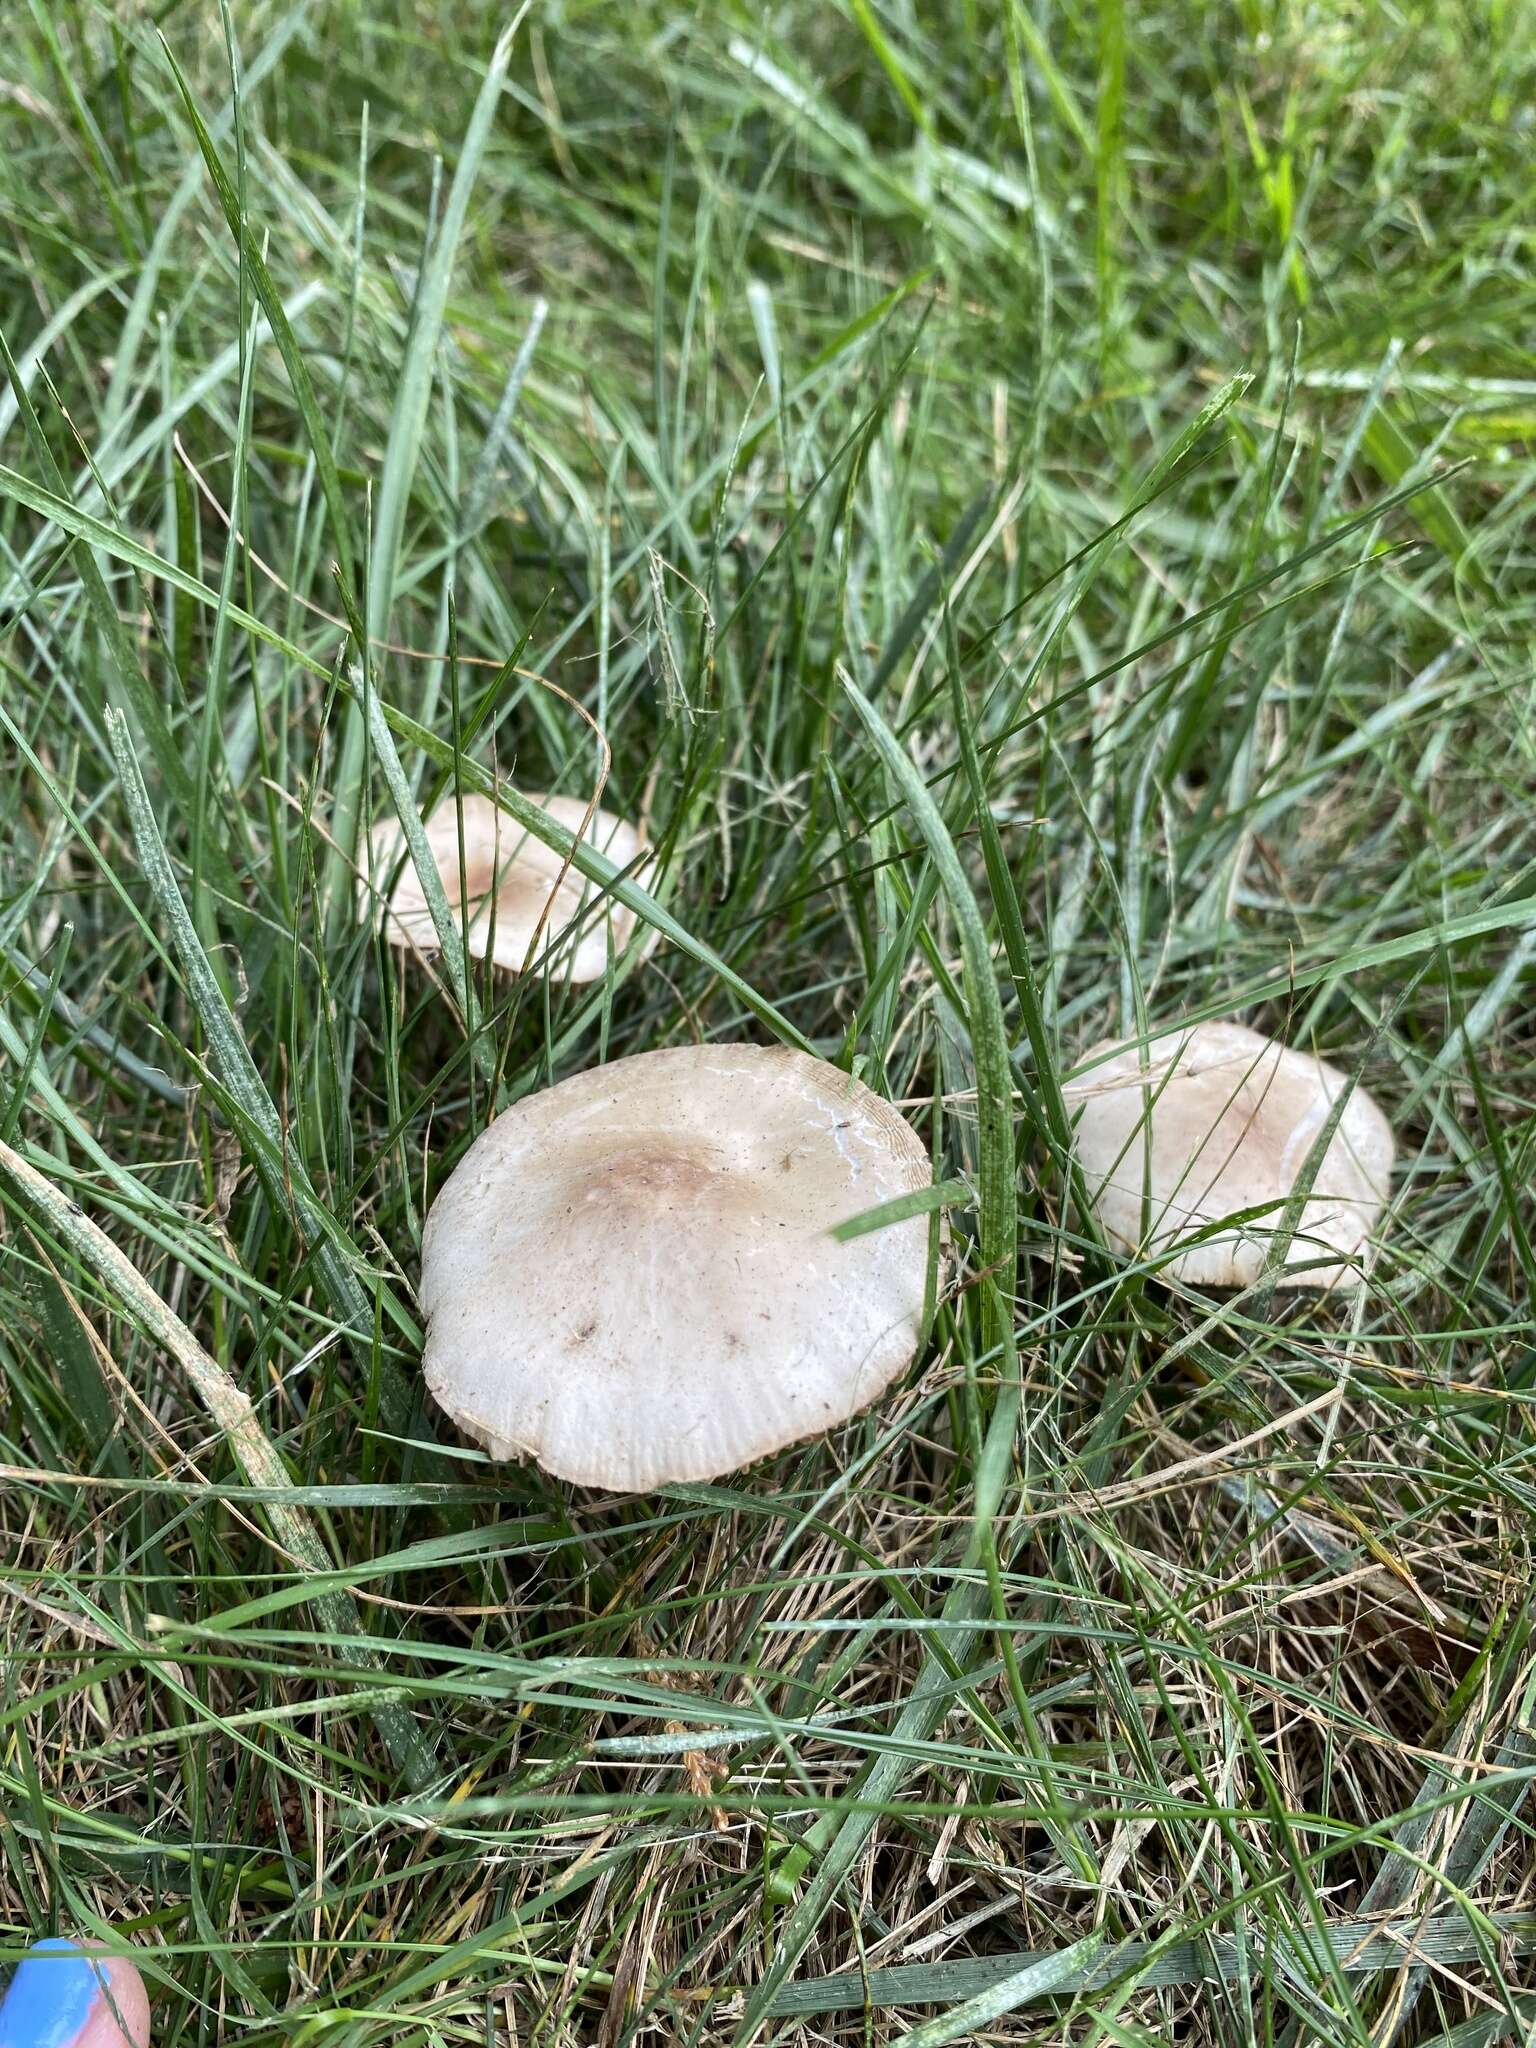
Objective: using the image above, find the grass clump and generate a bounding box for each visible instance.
[2,4,1534,2044]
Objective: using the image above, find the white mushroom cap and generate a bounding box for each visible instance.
[1065,1020,1394,1290]
[367,791,651,982]
[418,1044,936,1489]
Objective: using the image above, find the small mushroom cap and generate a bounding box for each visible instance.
[0,1939,150,2048]
[1066,1020,1394,1290]
[419,1044,936,1490]
[367,791,651,982]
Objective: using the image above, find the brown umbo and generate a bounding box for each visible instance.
[418,1044,937,1489]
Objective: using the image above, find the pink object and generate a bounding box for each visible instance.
[74,1956,148,2048]
[0,1940,149,2048]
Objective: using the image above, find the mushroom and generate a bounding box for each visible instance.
[0,1938,151,2048]
[1065,1019,1394,1289]
[418,1044,936,1489]
[366,791,652,982]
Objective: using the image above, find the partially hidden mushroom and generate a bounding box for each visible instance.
[418,1044,937,1489]
[1065,1019,1394,1289]
[366,790,652,983]
[0,1938,151,2048]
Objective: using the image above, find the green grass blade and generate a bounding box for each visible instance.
[325,15,523,917]
[161,34,357,587]
[0,1137,436,1791]
[0,331,208,837]
[104,709,425,1409]
[734,677,1021,2039]
[893,1934,1107,2044]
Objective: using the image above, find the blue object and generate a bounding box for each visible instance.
[0,1940,105,2048]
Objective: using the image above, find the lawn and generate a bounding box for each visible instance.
[2,2,1535,2044]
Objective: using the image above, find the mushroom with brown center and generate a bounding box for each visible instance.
[1065,1019,1394,1289]
[367,791,651,982]
[418,1044,936,1489]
